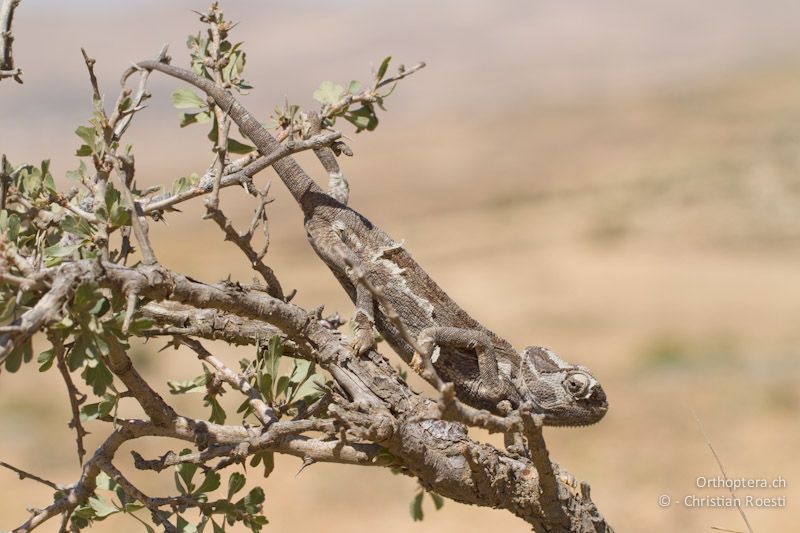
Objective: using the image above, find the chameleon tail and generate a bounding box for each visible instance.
[137,59,322,206]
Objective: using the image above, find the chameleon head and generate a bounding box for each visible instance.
[518,346,608,427]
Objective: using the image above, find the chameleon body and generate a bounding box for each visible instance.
[138,59,608,427]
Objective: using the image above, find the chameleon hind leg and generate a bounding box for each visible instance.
[306,224,377,355]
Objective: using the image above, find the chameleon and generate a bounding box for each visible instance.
[137,58,608,427]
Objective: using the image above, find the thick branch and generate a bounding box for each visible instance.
[0,273,76,366]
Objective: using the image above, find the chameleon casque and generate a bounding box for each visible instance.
[138,59,608,427]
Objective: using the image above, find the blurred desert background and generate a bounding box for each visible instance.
[2,0,800,531]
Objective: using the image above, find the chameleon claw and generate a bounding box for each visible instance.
[350,326,376,356]
[350,311,376,355]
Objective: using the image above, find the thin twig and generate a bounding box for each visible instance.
[692,409,754,533]
[519,405,566,528]
[114,45,169,140]
[325,61,426,117]
[0,0,22,83]
[376,61,426,91]
[115,155,157,265]
[52,334,88,465]
[204,195,284,300]
[99,460,175,532]
[175,335,278,427]
[79,49,101,103]
[1,153,10,208]
[0,461,61,491]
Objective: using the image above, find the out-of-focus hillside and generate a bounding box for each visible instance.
[1,1,799,532]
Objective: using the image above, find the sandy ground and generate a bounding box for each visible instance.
[1,1,799,531]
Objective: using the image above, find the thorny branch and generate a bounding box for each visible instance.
[51,332,89,465]
[0,461,61,491]
[3,256,610,532]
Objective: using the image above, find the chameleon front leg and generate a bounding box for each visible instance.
[308,111,350,205]
[417,327,500,390]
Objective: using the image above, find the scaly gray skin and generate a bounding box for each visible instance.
[137,59,608,426]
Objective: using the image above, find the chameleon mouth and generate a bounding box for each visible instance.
[592,387,609,410]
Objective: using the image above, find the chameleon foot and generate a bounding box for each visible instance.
[350,313,376,355]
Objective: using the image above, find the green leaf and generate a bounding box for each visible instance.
[347,80,362,94]
[108,202,129,228]
[227,472,246,499]
[176,449,198,493]
[75,144,93,157]
[74,282,100,310]
[430,492,444,510]
[80,395,116,421]
[95,472,116,491]
[75,126,97,152]
[82,360,113,396]
[103,183,127,227]
[0,296,16,323]
[61,215,94,239]
[41,160,56,192]
[223,48,248,86]
[249,451,274,478]
[66,160,89,182]
[172,88,206,109]
[37,348,56,372]
[344,105,379,132]
[312,81,345,105]
[88,495,119,519]
[123,502,145,513]
[206,395,226,424]
[43,242,83,259]
[211,518,225,533]
[410,491,424,521]
[4,339,32,373]
[376,56,392,81]
[180,111,211,128]
[171,174,198,196]
[226,137,255,154]
[267,336,282,374]
[240,487,265,515]
[168,374,207,395]
[195,471,221,495]
[51,315,74,332]
[127,317,155,334]
[246,515,268,532]
[0,211,20,242]
[73,502,97,519]
[128,510,156,533]
[176,515,198,533]
[286,359,320,404]
[69,335,89,371]
[207,113,219,143]
[275,375,290,400]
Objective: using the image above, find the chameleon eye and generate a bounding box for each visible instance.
[564,372,590,398]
